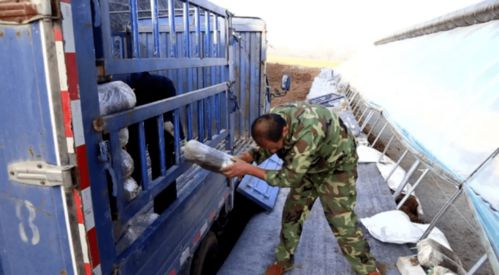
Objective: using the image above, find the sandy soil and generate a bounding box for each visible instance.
[266,63,321,106]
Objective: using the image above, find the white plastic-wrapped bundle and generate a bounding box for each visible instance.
[121,149,134,178]
[119,128,129,147]
[116,209,159,251]
[182,140,234,172]
[98,81,136,115]
[123,177,141,201]
[337,80,350,94]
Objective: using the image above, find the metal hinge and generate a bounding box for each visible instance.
[8,161,74,187]
[0,0,60,25]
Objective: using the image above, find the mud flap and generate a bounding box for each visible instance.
[236,155,282,211]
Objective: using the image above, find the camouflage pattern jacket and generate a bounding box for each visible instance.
[250,102,357,188]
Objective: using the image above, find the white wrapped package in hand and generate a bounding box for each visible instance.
[182,140,234,172]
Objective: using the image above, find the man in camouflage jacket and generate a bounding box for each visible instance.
[223,102,379,275]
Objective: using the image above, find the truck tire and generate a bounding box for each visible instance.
[190,231,219,275]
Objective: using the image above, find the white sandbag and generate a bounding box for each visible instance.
[417,239,463,274]
[361,210,420,244]
[121,149,134,178]
[182,140,234,172]
[119,128,129,147]
[339,112,361,137]
[356,145,411,193]
[376,161,412,194]
[337,80,350,94]
[361,210,451,249]
[98,81,136,115]
[414,224,451,250]
[123,177,141,201]
[355,136,370,147]
[357,145,390,163]
[357,146,424,215]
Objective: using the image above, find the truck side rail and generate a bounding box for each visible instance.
[86,0,235,271]
[90,0,233,224]
[94,82,230,223]
[98,0,229,74]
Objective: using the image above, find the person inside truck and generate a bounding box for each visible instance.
[222,102,380,275]
[127,72,180,213]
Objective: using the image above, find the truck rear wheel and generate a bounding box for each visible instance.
[190,231,219,275]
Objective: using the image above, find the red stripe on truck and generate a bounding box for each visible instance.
[84,263,92,275]
[87,227,101,268]
[76,145,90,189]
[53,25,63,42]
[64,52,79,100]
[72,190,84,224]
[193,231,201,245]
[61,91,73,137]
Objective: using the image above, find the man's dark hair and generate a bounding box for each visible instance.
[251,113,286,142]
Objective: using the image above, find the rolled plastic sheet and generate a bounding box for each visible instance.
[182,140,234,172]
[121,149,134,178]
[123,177,141,201]
[97,80,137,115]
[119,128,129,148]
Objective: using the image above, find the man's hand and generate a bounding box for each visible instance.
[222,158,267,181]
[237,151,254,163]
[222,158,252,179]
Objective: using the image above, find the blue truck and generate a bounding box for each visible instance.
[0,1,278,274]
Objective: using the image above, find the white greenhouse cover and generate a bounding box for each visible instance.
[337,19,499,257]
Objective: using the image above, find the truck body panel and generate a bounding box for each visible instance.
[0,21,78,274]
[0,0,272,274]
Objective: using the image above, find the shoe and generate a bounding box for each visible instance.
[265,263,285,275]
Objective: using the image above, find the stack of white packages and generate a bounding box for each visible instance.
[98,81,140,201]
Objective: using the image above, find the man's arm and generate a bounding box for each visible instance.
[222,159,266,180]
[224,128,319,187]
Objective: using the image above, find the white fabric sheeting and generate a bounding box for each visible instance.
[339,20,499,208]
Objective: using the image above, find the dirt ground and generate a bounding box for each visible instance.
[266,63,321,106]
